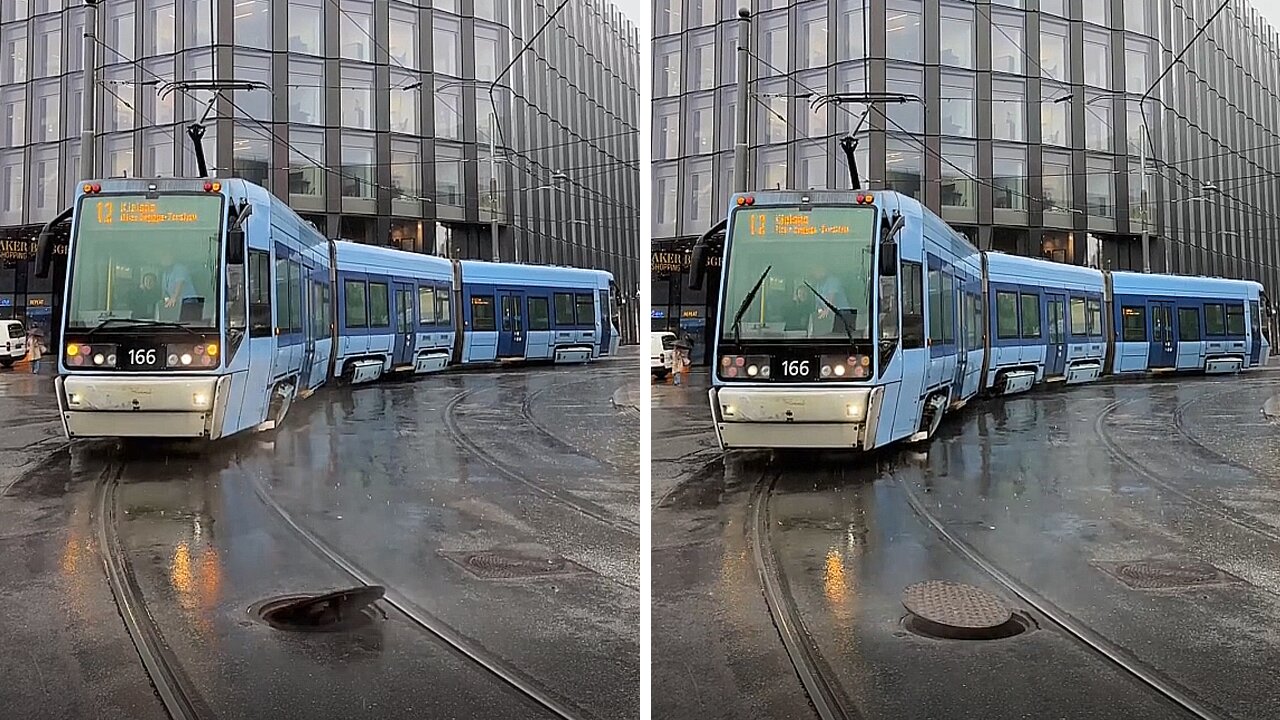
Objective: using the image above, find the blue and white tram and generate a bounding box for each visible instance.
[49,177,619,440]
[706,188,1270,451]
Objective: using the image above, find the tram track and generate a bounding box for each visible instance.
[94,461,210,720]
[245,473,591,720]
[748,467,861,720]
[443,386,639,536]
[1094,396,1280,545]
[897,474,1225,720]
[516,374,631,474]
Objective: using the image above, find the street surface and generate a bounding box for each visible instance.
[0,351,638,720]
[653,369,1280,720]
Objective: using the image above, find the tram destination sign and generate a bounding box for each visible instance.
[739,208,862,238]
[88,198,206,226]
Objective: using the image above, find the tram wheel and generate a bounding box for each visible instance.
[909,392,948,444]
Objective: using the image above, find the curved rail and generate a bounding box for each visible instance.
[518,378,626,474]
[96,463,209,720]
[898,476,1224,720]
[247,475,590,720]
[1094,398,1280,544]
[443,387,639,535]
[749,470,859,720]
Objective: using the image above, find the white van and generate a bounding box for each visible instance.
[1,320,26,368]
[651,331,676,380]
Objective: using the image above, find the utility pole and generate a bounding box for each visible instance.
[733,8,750,193]
[80,0,101,180]
[1140,120,1151,273]
[489,111,499,263]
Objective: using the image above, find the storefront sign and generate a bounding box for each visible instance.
[0,297,11,307]
[651,309,666,319]
[681,309,702,319]
[0,237,68,262]
[651,248,721,276]
[27,297,48,307]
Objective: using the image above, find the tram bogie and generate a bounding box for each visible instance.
[707,188,1271,452]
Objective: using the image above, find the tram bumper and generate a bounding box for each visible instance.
[57,374,232,439]
[709,385,884,450]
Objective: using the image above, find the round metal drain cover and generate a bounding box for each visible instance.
[902,581,1012,630]
[254,586,385,633]
[1113,560,1219,589]
[466,552,567,578]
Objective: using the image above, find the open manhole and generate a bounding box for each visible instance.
[1093,559,1242,590]
[901,580,1030,641]
[252,586,386,633]
[440,547,590,580]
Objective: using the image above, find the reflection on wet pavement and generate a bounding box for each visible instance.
[654,373,1280,719]
[0,359,638,720]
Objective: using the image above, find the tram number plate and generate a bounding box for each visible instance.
[779,358,816,380]
[122,345,162,369]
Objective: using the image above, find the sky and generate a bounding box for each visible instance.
[609,0,650,37]
[1250,0,1280,31]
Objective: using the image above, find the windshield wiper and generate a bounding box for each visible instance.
[84,318,201,339]
[805,281,856,346]
[730,265,773,344]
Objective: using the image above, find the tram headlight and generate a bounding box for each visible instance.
[820,354,869,381]
[846,397,868,421]
[66,343,117,368]
[165,342,220,368]
[192,393,210,410]
[719,354,773,380]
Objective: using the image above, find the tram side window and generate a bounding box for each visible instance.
[528,297,551,331]
[1226,304,1245,335]
[1087,299,1102,336]
[1069,297,1087,336]
[418,286,436,325]
[969,288,982,347]
[1178,307,1200,341]
[1205,303,1225,335]
[275,256,291,333]
[900,261,925,349]
[288,263,303,334]
[554,292,575,326]
[368,282,390,328]
[941,274,956,343]
[248,250,273,338]
[344,279,367,328]
[576,293,596,326]
[471,295,496,331]
[1121,306,1146,341]
[927,267,944,344]
[436,285,451,327]
[1020,293,1040,339]
[996,291,1020,340]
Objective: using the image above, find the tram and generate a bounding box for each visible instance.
[41,177,620,440]
[703,188,1270,451]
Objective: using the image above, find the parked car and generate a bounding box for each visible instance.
[651,331,676,380]
[0,320,26,368]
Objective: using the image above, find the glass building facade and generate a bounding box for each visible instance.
[652,0,1280,360]
[1,0,641,344]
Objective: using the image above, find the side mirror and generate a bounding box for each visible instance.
[688,245,706,291]
[879,240,899,277]
[227,227,246,265]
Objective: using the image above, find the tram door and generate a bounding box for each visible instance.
[1249,300,1263,366]
[1046,294,1067,377]
[393,282,415,367]
[1149,301,1176,368]
[299,263,315,390]
[497,290,527,359]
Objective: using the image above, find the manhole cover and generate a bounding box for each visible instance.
[252,586,386,633]
[903,581,1012,630]
[440,548,589,580]
[1093,559,1241,590]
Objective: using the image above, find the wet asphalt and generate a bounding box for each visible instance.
[0,352,638,720]
[653,369,1280,719]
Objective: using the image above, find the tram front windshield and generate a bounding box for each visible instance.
[66,194,224,331]
[720,206,878,342]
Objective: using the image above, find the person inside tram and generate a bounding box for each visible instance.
[128,272,162,320]
[159,250,199,322]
